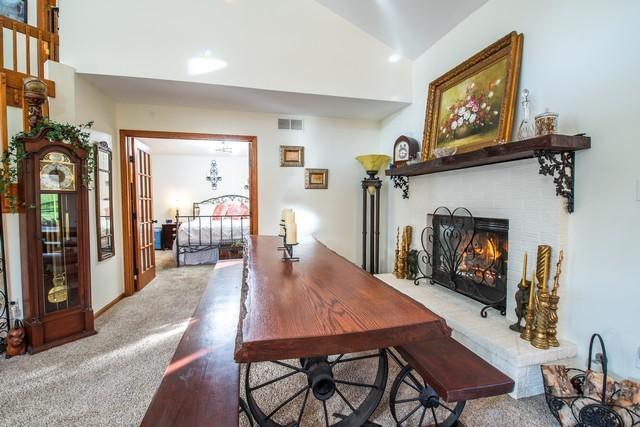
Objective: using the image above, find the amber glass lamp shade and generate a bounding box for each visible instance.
[355,154,391,175]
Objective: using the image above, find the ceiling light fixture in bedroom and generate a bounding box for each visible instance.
[215,141,233,154]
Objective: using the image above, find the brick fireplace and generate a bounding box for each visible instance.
[382,158,577,398]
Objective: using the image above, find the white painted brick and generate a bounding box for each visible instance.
[377,274,578,400]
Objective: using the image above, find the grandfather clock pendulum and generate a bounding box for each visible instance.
[356,155,390,274]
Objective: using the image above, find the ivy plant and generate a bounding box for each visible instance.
[0,120,95,211]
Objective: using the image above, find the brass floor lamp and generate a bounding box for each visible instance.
[356,155,390,274]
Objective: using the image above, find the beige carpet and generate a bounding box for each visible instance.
[0,250,559,426]
[0,250,213,427]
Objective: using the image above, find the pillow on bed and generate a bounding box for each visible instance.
[198,204,215,216]
[212,203,228,217]
[240,203,250,215]
[226,204,243,216]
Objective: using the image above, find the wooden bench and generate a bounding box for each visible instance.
[397,336,514,402]
[140,261,244,427]
[387,336,514,426]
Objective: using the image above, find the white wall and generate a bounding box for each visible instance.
[117,104,380,262]
[150,153,249,222]
[75,70,125,313]
[380,0,640,380]
[58,0,411,103]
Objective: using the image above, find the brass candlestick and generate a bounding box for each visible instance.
[510,251,531,333]
[547,250,564,347]
[520,269,537,341]
[393,227,400,278]
[532,245,552,349]
[397,226,412,279]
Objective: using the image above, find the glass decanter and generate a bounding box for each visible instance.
[517,89,535,140]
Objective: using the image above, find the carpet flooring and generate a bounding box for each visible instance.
[0,251,212,427]
[0,251,558,426]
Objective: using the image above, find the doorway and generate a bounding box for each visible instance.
[119,130,258,296]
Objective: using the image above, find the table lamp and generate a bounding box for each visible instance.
[355,154,390,274]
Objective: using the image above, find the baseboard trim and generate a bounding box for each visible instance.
[94,293,126,319]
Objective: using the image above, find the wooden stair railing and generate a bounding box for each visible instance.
[1,2,59,212]
[0,17,58,107]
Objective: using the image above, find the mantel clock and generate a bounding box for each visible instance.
[18,128,95,353]
[392,135,420,167]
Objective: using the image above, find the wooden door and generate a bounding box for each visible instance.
[133,139,156,290]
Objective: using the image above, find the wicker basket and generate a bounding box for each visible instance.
[542,334,639,427]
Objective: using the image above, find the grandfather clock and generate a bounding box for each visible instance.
[19,78,95,353]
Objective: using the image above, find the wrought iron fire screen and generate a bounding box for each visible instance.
[415,207,509,317]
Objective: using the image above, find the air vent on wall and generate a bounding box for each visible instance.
[278,118,304,131]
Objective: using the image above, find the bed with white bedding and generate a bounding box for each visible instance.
[174,195,250,266]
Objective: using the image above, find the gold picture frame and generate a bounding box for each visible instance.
[280,145,304,167]
[422,31,523,160]
[305,168,328,189]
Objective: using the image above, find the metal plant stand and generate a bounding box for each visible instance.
[0,197,9,354]
[388,350,466,427]
[245,350,388,426]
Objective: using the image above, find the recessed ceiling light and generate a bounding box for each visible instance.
[388,54,402,63]
[188,56,227,75]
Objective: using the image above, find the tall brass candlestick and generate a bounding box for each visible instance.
[393,227,400,278]
[520,269,537,341]
[398,226,412,279]
[532,245,552,349]
[547,250,564,347]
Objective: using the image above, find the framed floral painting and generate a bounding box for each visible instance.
[422,31,523,160]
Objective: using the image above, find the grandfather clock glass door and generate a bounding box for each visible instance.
[40,152,81,313]
[133,139,156,290]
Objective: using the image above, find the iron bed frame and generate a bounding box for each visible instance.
[175,194,250,267]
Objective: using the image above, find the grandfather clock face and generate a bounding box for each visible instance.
[40,152,76,192]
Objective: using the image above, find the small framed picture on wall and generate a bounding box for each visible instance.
[0,0,27,23]
[305,168,328,189]
[280,145,304,167]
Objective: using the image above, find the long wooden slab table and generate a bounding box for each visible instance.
[235,236,455,426]
[235,236,451,363]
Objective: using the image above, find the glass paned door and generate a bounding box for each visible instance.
[133,139,156,289]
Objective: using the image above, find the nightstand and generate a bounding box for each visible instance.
[161,223,177,250]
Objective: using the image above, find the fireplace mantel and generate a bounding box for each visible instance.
[386,134,590,212]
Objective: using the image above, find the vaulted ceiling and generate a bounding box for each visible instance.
[315,0,487,59]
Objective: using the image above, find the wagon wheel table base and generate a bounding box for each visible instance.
[245,350,388,427]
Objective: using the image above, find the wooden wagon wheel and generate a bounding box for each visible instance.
[245,349,388,427]
[390,365,466,427]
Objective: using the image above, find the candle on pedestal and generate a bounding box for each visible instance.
[286,223,298,245]
[284,209,295,225]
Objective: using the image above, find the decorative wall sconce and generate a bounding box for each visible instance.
[206,160,222,190]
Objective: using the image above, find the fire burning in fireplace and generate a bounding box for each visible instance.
[459,234,508,287]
